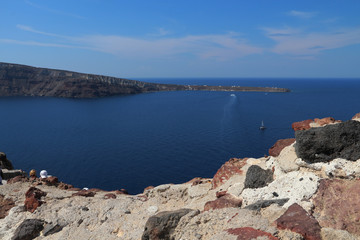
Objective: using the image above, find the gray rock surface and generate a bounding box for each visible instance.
[245,198,289,211]
[295,120,360,163]
[11,219,44,240]
[244,165,273,189]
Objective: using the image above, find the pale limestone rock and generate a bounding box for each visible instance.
[241,171,319,209]
[147,205,158,214]
[277,229,304,240]
[276,144,300,173]
[321,227,360,240]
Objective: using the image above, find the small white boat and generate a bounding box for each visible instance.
[230,94,236,97]
[260,120,266,130]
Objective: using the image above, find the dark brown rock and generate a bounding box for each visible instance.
[295,120,360,162]
[244,165,273,189]
[204,194,242,211]
[276,203,321,240]
[7,175,29,184]
[24,187,47,213]
[142,209,196,240]
[227,227,278,240]
[0,152,14,170]
[104,193,116,199]
[268,138,296,157]
[57,182,74,190]
[212,158,248,189]
[312,179,360,235]
[12,219,45,240]
[0,194,15,219]
[292,119,313,131]
[72,190,96,197]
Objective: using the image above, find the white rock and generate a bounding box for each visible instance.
[147,205,158,214]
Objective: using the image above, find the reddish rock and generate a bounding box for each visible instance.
[186,177,211,186]
[24,187,47,213]
[292,119,313,131]
[314,117,340,126]
[144,186,155,191]
[0,194,15,219]
[212,158,248,189]
[268,138,295,157]
[312,179,360,235]
[72,190,96,197]
[41,176,59,186]
[352,112,360,120]
[114,189,129,195]
[276,203,321,240]
[104,193,117,199]
[57,182,74,190]
[7,175,29,184]
[88,188,104,192]
[227,227,278,240]
[67,187,81,191]
[216,191,227,198]
[204,194,242,211]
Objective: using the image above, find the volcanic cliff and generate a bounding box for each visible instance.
[0,62,290,98]
[2,114,360,239]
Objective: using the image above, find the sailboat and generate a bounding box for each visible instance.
[260,120,266,130]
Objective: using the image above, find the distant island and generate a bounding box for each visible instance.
[0,62,290,98]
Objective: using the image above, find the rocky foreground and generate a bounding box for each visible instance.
[0,62,289,98]
[2,114,360,239]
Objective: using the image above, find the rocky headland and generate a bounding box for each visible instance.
[2,114,360,239]
[0,62,290,98]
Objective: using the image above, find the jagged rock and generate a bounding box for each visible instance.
[24,187,46,213]
[11,219,45,240]
[203,193,242,211]
[312,117,340,127]
[72,189,96,197]
[296,120,360,163]
[7,175,29,184]
[242,171,319,209]
[312,179,360,235]
[244,165,273,189]
[2,169,25,180]
[244,198,289,211]
[292,119,313,131]
[142,208,194,240]
[0,152,14,170]
[104,193,116,199]
[276,203,321,240]
[226,227,278,240]
[268,138,295,157]
[276,144,299,173]
[0,194,15,219]
[212,158,248,189]
[42,222,64,236]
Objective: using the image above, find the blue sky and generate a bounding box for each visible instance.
[1,0,360,78]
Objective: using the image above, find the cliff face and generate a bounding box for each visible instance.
[0,62,290,98]
[1,113,360,239]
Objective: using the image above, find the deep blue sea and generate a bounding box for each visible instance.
[0,78,359,194]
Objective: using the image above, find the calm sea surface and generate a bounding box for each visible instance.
[0,78,359,194]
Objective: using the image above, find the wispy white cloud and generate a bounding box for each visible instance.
[25,0,85,19]
[264,27,360,56]
[287,10,317,19]
[11,25,263,60]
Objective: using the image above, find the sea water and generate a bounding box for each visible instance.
[0,78,359,194]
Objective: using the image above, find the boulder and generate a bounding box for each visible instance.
[268,138,295,157]
[11,219,45,240]
[0,152,14,170]
[295,120,360,163]
[203,193,242,211]
[244,165,273,189]
[244,198,289,211]
[312,179,360,235]
[2,169,25,180]
[226,227,278,240]
[212,158,247,189]
[72,189,96,197]
[313,117,340,126]
[24,187,47,213]
[292,119,313,131]
[276,203,322,240]
[142,208,194,240]
[0,194,15,219]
